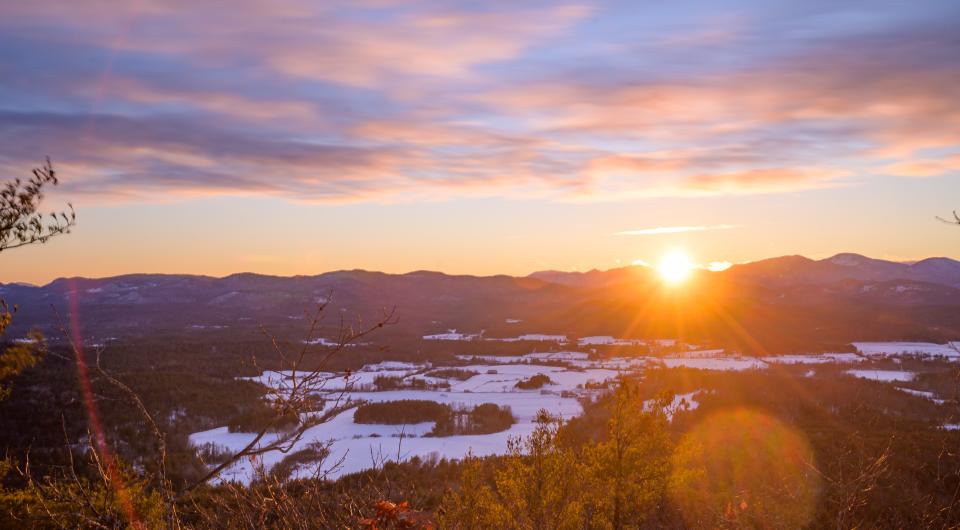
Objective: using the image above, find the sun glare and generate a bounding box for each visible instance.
[658,251,694,284]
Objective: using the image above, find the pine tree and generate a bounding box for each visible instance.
[584,382,671,529]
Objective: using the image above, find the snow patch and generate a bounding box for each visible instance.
[660,357,768,371]
[853,342,960,360]
[846,369,916,382]
[895,387,946,405]
[423,329,480,341]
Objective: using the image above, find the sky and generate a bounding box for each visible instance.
[1,0,958,284]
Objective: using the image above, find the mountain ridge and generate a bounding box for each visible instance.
[4,253,959,290]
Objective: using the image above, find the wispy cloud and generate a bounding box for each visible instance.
[628,258,735,271]
[706,261,733,271]
[615,224,740,236]
[0,1,958,203]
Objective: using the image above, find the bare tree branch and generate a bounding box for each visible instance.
[179,304,397,494]
[936,210,960,225]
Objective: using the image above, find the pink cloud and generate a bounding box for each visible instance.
[6,1,589,88]
[882,154,960,177]
[2,2,957,204]
[683,168,850,194]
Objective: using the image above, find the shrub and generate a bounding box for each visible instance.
[373,375,404,391]
[354,400,452,425]
[425,368,479,381]
[429,403,514,436]
[515,373,553,390]
[373,375,447,391]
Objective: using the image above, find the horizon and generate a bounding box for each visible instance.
[4,250,958,287]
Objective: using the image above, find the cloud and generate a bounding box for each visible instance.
[0,1,958,203]
[2,1,589,88]
[882,154,960,177]
[615,225,740,236]
[683,168,851,194]
[0,111,406,201]
[75,77,325,123]
[0,110,593,203]
[706,261,733,272]
[473,21,960,194]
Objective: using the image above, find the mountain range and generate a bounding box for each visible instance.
[2,253,959,353]
[531,253,960,289]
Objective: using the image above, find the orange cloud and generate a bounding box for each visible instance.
[684,168,850,194]
[882,154,960,177]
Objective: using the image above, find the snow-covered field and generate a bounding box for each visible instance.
[578,336,645,346]
[423,330,480,341]
[491,334,568,343]
[853,342,960,360]
[659,356,768,371]
[762,353,866,364]
[191,338,959,484]
[423,330,569,342]
[192,357,628,483]
[846,369,916,382]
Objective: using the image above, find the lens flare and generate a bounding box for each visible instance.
[669,409,819,528]
[69,280,144,528]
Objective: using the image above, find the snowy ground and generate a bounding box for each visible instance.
[191,339,958,484]
[424,332,677,346]
[578,336,646,346]
[853,342,960,360]
[659,356,768,371]
[846,369,916,382]
[423,330,480,341]
[191,358,626,484]
[896,387,947,405]
[762,353,866,364]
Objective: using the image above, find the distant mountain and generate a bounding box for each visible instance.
[527,266,654,288]
[727,253,960,288]
[2,253,959,353]
[528,253,960,289]
[0,270,582,340]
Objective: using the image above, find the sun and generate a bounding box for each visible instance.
[658,250,694,285]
